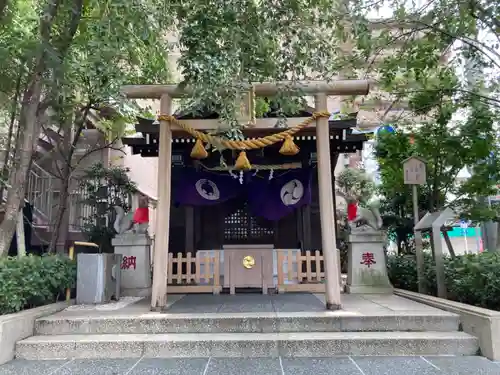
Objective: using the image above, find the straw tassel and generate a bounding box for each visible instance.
[279,135,300,156]
[234,151,252,171]
[190,139,208,159]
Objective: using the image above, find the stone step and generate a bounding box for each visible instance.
[16,331,479,359]
[34,312,460,335]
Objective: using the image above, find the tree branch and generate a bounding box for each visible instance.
[53,0,83,58]
[39,0,62,42]
[74,138,125,167]
[69,104,92,154]
[0,0,8,22]
[367,16,500,70]
[392,88,500,108]
[413,20,500,68]
[442,167,462,198]
[469,0,500,33]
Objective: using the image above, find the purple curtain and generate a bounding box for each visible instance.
[247,168,312,221]
[174,169,244,206]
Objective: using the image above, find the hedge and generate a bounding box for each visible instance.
[387,251,500,311]
[0,254,76,315]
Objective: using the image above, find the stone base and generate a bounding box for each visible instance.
[121,287,152,298]
[112,233,152,294]
[112,233,151,247]
[347,230,394,295]
[326,302,342,311]
[346,285,393,294]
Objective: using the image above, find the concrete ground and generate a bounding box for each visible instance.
[45,292,457,318]
[1,356,500,374]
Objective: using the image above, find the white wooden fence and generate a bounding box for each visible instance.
[163,249,341,294]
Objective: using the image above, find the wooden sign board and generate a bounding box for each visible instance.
[403,156,426,185]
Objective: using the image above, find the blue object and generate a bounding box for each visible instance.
[376,125,395,136]
[478,151,496,165]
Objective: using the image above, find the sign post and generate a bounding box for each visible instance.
[460,220,469,254]
[483,185,499,252]
[403,156,427,294]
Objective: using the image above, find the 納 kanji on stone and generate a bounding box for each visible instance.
[121,256,137,270]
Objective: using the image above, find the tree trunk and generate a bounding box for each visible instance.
[48,106,89,253]
[0,0,8,21]
[48,176,70,253]
[496,222,500,252]
[1,68,23,202]
[0,74,44,256]
[48,113,72,253]
[16,209,26,257]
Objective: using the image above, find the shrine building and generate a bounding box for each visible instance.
[120,81,370,311]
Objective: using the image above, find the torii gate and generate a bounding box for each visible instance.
[121,80,370,311]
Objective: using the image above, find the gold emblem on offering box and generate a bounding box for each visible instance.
[242,255,255,269]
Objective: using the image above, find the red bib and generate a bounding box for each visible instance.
[347,203,357,221]
[133,207,149,224]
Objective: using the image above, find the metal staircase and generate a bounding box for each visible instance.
[26,162,54,228]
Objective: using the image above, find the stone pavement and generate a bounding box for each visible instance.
[1,356,500,375]
[48,292,457,318]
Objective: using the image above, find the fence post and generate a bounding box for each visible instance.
[277,250,285,293]
[287,250,294,282]
[185,252,191,284]
[176,252,183,284]
[213,250,221,295]
[305,250,312,282]
[296,251,303,283]
[195,253,201,285]
[167,253,173,285]
[314,250,321,282]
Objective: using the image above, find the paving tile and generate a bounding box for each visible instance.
[271,293,325,312]
[166,295,224,313]
[352,356,441,375]
[424,356,500,375]
[339,297,392,314]
[53,359,138,374]
[218,295,274,313]
[165,293,339,313]
[205,358,282,375]
[281,357,360,375]
[362,295,442,312]
[0,360,69,375]
[128,358,208,375]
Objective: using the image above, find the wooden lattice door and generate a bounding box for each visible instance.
[223,202,274,244]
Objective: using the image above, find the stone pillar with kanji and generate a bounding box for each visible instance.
[346,230,393,294]
[112,233,152,297]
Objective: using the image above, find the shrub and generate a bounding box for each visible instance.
[387,252,500,311]
[387,252,437,294]
[0,254,76,315]
[446,252,500,310]
[387,254,419,292]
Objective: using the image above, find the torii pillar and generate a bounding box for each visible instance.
[315,93,342,310]
[150,94,172,310]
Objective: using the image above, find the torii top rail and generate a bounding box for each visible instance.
[121,80,370,99]
[121,79,370,312]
